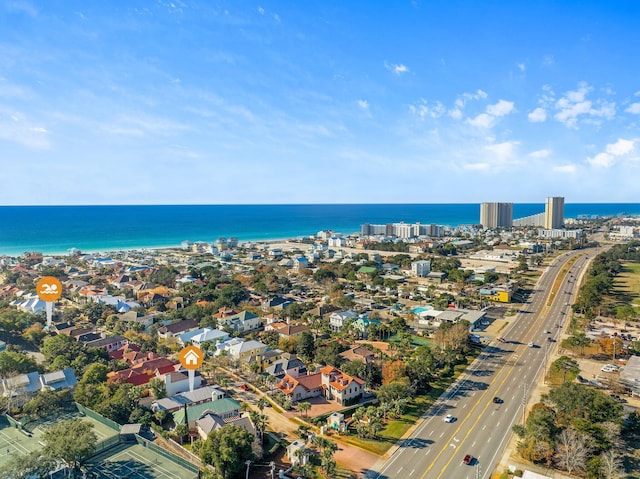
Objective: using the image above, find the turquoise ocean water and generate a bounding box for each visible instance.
[0,203,638,257]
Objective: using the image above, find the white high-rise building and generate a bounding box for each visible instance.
[545,197,565,229]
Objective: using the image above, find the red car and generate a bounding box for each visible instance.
[240,384,248,391]
[463,454,473,465]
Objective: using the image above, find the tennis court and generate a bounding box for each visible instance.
[0,423,42,467]
[28,411,118,442]
[86,443,198,479]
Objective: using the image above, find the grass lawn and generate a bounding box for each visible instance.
[387,334,431,348]
[615,262,640,310]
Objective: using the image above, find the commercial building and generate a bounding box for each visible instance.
[480,202,513,229]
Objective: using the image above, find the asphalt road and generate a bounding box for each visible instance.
[366,250,594,479]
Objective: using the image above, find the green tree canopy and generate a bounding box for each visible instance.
[42,419,97,471]
[199,425,255,479]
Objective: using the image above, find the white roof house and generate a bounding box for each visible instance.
[178,327,226,346]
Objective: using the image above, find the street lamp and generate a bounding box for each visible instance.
[245,460,251,479]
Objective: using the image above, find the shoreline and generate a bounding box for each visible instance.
[0,235,343,259]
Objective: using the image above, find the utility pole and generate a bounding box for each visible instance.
[270,461,275,479]
[522,383,528,426]
[245,460,251,479]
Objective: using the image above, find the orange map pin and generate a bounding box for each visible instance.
[36,277,63,302]
[179,345,204,370]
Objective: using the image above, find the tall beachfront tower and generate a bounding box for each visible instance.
[480,202,513,229]
[545,196,565,229]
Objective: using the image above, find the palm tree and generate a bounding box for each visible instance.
[297,401,311,418]
[249,410,269,445]
[257,397,268,412]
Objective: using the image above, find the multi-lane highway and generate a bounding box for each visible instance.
[367,250,593,479]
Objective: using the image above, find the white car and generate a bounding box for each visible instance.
[444,414,455,423]
[601,364,619,372]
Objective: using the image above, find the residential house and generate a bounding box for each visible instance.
[329,310,358,332]
[119,310,158,330]
[11,293,46,315]
[339,346,377,364]
[1,368,77,405]
[177,327,229,347]
[320,366,365,406]
[216,309,261,334]
[286,440,309,466]
[107,357,178,386]
[261,296,293,311]
[258,348,285,371]
[109,343,142,361]
[264,353,307,379]
[196,413,256,442]
[352,317,380,339]
[293,256,309,270]
[161,371,203,396]
[85,335,127,353]
[153,385,225,413]
[157,319,199,339]
[266,321,310,339]
[228,339,268,363]
[275,373,323,402]
[172,397,242,427]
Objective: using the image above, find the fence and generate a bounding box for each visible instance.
[134,434,200,474]
[75,403,121,432]
[93,435,125,456]
[4,413,23,430]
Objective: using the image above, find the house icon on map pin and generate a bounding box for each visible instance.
[179,345,203,370]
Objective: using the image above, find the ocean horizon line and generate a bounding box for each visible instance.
[1,201,639,207]
[1,203,638,258]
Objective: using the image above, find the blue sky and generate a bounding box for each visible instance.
[1,1,639,205]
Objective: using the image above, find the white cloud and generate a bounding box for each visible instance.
[467,113,494,128]
[485,141,519,161]
[517,63,526,72]
[553,164,577,173]
[487,99,515,117]
[542,55,554,67]
[553,83,616,128]
[448,108,462,120]
[587,138,636,168]
[529,149,550,158]
[528,107,547,122]
[626,103,640,114]
[357,99,369,110]
[587,152,614,168]
[409,100,445,119]
[606,138,635,156]
[257,6,265,14]
[466,99,515,128]
[385,62,409,75]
